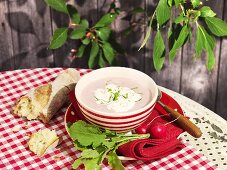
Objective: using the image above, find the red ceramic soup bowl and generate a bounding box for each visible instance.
[75,67,158,132]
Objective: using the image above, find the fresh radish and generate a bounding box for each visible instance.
[135,114,180,139]
[149,123,167,139]
[135,124,148,134]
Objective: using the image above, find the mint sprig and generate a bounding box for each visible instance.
[69,120,150,170]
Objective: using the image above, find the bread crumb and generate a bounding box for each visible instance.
[28,129,59,157]
[12,125,21,132]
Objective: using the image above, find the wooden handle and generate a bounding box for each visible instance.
[163,105,202,138]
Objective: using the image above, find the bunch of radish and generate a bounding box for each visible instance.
[135,115,178,139]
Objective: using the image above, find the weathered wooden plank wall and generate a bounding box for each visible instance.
[0,0,226,120]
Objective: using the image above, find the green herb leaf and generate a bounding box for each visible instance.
[95,13,117,27]
[82,38,90,45]
[205,17,227,36]
[108,152,125,170]
[69,120,106,148]
[67,4,80,24]
[153,30,165,72]
[156,0,171,26]
[49,27,68,49]
[77,44,86,58]
[70,27,86,39]
[89,41,99,68]
[195,26,204,58]
[45,0,67,13]
[169,25,189,62]
[190,0,201,8]
[81,149,100,159]
[200,6,216,18]
[96,27,111,41]
[102,42,115,64]
[72,158,83,169]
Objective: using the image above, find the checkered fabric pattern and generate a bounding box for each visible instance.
[0,68,217,170]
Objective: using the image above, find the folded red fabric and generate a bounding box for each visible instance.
[69,90,185,161]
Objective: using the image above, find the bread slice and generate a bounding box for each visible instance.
[13,68,80,123]
[28,129,59,157]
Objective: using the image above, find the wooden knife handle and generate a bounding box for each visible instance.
[163,105,202,138]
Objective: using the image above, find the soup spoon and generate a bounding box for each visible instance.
[157,90,202,138]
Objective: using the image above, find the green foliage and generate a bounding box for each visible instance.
[205,17,227,36]
[45,0,227,72]
[69,120,150,170]
[49,27,68,49]
[153,30,165,72]
[139,0,227,71]
[45,0,68,13]
[156,0,171,26]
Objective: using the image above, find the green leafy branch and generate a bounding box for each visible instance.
[140,0,227,72]
[45,0,120,68]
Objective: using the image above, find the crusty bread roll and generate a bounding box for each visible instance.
[28,129,59,157]
[13,68,80,123]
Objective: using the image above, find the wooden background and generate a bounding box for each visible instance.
[0,0,226,120]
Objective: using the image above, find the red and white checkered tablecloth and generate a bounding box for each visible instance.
[0,68,218,170]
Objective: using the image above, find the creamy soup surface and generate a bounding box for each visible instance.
[80,77,152,113]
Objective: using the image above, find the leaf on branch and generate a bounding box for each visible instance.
[98,50,106,67]
[153,30,165,72]
[174,0,184,7]
[77,44,86,58]
[82,38,90,45]
[89,41,99,68]
[49,27,68,49]
[200,6,216,18]
[198,25,216,71]
[195,26,204,58]
[70,27,86,39]
[156,0,171,26]
[190,0,201,8]
[95,13,117,27]
[44,0,67,14]
[67,4,80,24]
[167,0,173,6]
[174,13,187,24]
[80,19,89,29]
[169,25,189,62]
[139,14,153,50]
[205,17,227,36]
[102,42,116,64]
[97,27,111,41]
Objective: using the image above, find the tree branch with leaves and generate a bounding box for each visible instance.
[45,0,227,72]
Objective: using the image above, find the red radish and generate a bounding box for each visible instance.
[149,123,167,139]
[135,124,148,134]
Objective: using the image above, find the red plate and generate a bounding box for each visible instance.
[64,91,184,135]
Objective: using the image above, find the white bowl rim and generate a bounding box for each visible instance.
[75,66,158,117]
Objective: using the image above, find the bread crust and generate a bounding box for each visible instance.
[13,69,80,123]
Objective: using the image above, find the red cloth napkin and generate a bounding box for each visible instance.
[117,108,185,160]
[69,90,185,161]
